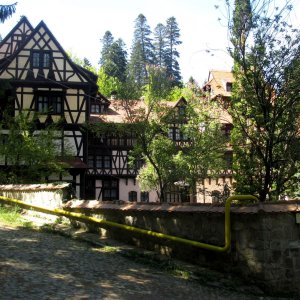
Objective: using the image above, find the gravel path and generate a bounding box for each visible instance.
[0,223,276,300]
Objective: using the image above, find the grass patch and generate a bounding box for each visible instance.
[0,204,33,228]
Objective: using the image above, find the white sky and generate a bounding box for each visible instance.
[0,0,300,85]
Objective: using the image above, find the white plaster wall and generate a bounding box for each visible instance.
[119,178,158,202]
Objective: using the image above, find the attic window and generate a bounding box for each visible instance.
[32,51,51,68]
[226,82,232,92]
[91,104,100,114]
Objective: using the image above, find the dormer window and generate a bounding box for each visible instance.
[32,50,51,68]
[90,101,108,114]
[91,103,100,114]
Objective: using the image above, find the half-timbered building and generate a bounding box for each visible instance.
[0,17,98,198]
[87,98,158,202]
[0,17,234,203]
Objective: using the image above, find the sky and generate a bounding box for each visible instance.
[0,0,300,85]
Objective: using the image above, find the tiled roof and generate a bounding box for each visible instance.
[89,98,182,124]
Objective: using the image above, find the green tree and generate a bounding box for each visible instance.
[103,39,128,82]
[153,23,166,67]
[173,99,226,200]
[143,65,172,101]
[99,31,114,65]
[0,112,69,183]
[164,16,182,86]
[0,3,17,23]
[128,14,154,89]
[83,57,92,69]
[96,66,121,98]
[228,0,300,201]
[127,70,225,202]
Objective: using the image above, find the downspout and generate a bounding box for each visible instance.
[0,194,258,253]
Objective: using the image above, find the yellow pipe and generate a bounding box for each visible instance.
[0,194,258,253]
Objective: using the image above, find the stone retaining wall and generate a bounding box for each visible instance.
[0,183,72,208]
[64,200,300,296]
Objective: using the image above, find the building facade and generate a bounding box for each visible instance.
[0,18,234,203]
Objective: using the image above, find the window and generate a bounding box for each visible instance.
[104,155,111,168]
[175,128,180,140]
[165,185,181,203]
[226,82,233,92]
[91,104,100,114]
[224,152,233,170]
[88,155,94,168]
[37,94,62,114]
[168,128,173,139]
[129,191,137,202]
[89,155,111,169]
[32,51,51,68]
[90,102,108,114]
[168,127,187,141]
[222,124,233,140]
[140,191,149,202]
[102,180,118,201]
[178,106,186,116]
[96,156,103,168]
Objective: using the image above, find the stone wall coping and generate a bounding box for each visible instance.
[0,183,70,192]
[64,200,300,214]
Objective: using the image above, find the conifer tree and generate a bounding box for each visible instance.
[99,31,114,66]
[0,3,17,23]
[164,17,182,86]
[153,23,166,67]
[128,14,154,89]
[100,32,127,82]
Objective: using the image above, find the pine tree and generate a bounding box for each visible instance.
[99,31,114,65]
[164,17,182,86]
[100,31,127,82]
[0,3,17,23]
[83,57,92,69]
[153,23,166,67]
[128,14,154,89]
[104,40,127,82]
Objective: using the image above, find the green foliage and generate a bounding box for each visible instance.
[153,23,166,67]
[173,100,226,185]
[67,51,96,74]
[228,0,300,201]
[137,136,178,193]
[129,93,225,202]
[97,67,121,97]
[0,112,69,184]
[143,65,172,101]
[127,14,154,89]
[99,31,127,82]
